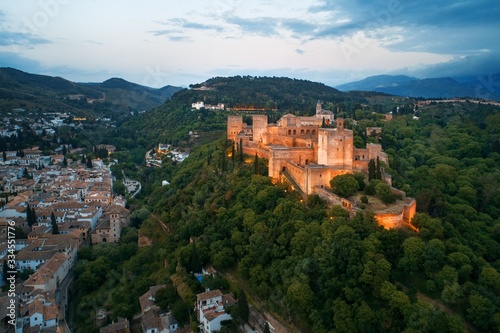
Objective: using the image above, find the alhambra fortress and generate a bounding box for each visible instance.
[227,102,416,229]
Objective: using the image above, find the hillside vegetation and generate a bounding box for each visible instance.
[65,76,500,332]
[0,67,181,121]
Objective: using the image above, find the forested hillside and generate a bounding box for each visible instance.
[73,78,500,332]
[0,67,181,121]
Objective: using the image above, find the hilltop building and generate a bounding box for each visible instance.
[228,102,416,228]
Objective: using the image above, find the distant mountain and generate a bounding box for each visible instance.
[336,75,418,91]
[336,74,500,101]
[0,67,182,120]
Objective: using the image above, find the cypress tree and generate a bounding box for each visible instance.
[239,138,243,163]
[26,205,32,227]
[190,241,202,273]
[254,153,259,175]
[86,157,93,168]
[376,156,382,180]
[368,159,376,180]
[30,207,37,226]
[231,142,236,167]
[237,288,249,322]
[51,212,59,234]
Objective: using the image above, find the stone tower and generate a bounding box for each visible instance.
[227,116,243,141]
[317,118,353,168]
[252,115,268,144]
[110,211,121,243]
[316,100,322,114]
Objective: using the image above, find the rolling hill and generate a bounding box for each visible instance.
[0,67,182,120]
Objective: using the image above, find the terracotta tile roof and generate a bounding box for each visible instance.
[222,293,236,307]
[196,289,223,302]
[100,318,130,333]
[139,285,166,313]
[203,307,229,322]
[141,308,164,331]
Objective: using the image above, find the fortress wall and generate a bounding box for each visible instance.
[375,212,403,229]
[403,198,417,223]
[267,135,295,147]
[268,147,314,180]
[313,186,356,212]
[353,148,370,161]
[352,160,369,171]
[382,173,393,187]
[367,143,389,166]
[285,162,307,193]
[390,187,406,198]
[242,146,269,160]
[306,168,351,194]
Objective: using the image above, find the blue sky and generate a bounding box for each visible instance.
[0,0,499,87]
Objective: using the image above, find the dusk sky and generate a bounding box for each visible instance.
[1,0,499,88]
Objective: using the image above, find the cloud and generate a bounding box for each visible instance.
[400,52,500,79]
[224,16,278,37]
[305,0,500,55]
[168,36,192,42]
[154,18,225,33]
[149,29,182,36]
[295,49,305,55]
[0,31,51,47]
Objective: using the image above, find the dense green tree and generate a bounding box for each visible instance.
[467,294,496,330]
[113,181,126,196]
[375,182,396,204]
[330,174,359,197]
[399,237,425,273]
[155,284,178,310]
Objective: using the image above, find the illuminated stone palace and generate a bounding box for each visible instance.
[227,102,416,229]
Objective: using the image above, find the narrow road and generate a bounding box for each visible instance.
[56,270,74,333]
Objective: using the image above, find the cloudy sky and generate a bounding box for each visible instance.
[1,0,499,87]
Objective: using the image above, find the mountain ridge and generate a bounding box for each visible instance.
[0,67,182,120]
[336,74,500,101]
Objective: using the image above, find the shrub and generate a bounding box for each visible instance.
[361,195,369,204]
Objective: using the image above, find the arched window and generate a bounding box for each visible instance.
[312,130,316,136]
[293,129,296,135]
[288,129,291,135]
[306,129,310,135]
[301,129,305,135]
